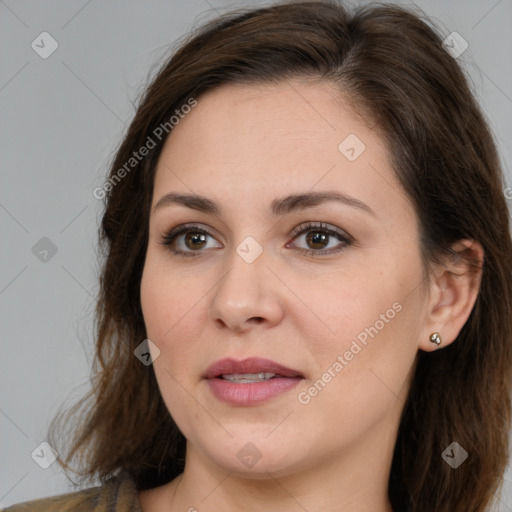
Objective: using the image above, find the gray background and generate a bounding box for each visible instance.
[1,0,511,509]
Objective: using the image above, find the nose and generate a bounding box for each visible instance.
[208,246,285,334]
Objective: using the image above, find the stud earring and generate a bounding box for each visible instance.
[430,332,442,346]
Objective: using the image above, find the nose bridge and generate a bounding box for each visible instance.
[209,239,283,330]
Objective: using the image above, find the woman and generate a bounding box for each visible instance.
[4,1,511,511]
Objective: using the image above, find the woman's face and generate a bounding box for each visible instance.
[140,79,430,478]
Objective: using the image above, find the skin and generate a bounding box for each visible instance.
[138,78,483,512]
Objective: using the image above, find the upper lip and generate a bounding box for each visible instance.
[203,357,304,379]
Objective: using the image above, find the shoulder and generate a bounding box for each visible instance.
[1,471,142,512]
[0,485,101,512]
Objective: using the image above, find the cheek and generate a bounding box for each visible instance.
[140,259,203,422]
[295,298,420,455]
[140,255,194,340]
[295,265,407,358]
[140,255,207,385]
[297,256,423,408]
[306,277,422,411]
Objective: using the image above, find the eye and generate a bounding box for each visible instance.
[159,221,353,257]
[286,221,353,256]
[159,223,221,257]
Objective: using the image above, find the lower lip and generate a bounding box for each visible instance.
[206,377,303,406]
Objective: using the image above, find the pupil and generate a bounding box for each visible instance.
[307,231,327,249]
[186,232,206,250]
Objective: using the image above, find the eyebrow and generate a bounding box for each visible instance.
[152,190,376,217]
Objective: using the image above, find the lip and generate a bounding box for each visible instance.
[203,357,304,379]
[203,357,304,406]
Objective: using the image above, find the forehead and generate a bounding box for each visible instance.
[152,79,405,221]
[160,79,376,161]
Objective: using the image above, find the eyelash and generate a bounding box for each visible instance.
[159,221,353,258]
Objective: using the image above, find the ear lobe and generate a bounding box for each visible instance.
[419,239,484,352]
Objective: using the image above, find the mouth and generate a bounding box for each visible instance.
[220,372,280,383]
[203,357,305,406]
[203,357,304,380]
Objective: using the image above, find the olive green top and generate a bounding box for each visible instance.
[1,471,143,512]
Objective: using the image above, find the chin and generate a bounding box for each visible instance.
[193,433,312,478]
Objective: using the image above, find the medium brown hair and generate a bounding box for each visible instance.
[48,1,512,510]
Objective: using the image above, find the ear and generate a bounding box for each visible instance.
[419,239,484,352]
